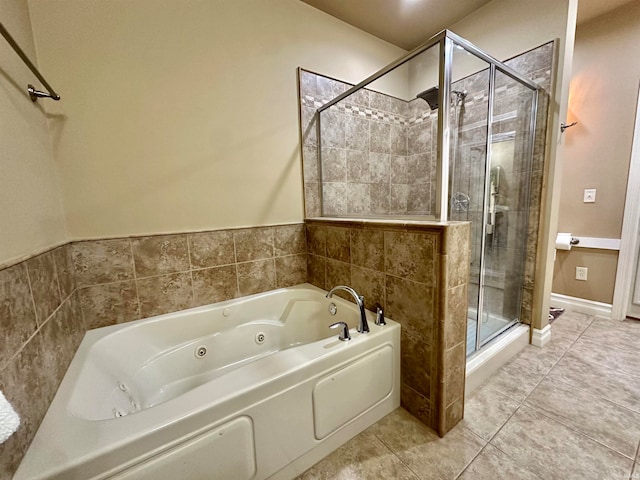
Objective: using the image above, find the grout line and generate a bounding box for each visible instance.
[3,289,77,372]
[485,402,525,446]
[3,328,39,373]
[75,287,87,331]
[24,261,41,328]
[186,235,195,305]
[77,257,302,289]
[233,234,241,297]
[486,437,546,480]
[452,440,493,480]
[129,239,142,320]
[51,249,64,307]
[523,399,639,461]
[371,430,423,480]
[478,324,578,446]
[631,441,640,480]
[484,317,636,463]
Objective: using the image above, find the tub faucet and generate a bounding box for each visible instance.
[326,285,369,334]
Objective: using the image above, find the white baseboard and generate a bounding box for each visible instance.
[550,292,612,319]
[531,324,551,347]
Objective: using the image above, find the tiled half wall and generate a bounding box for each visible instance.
[306,218,470,436]
[0,223,306,479]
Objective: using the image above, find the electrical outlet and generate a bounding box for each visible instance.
[583,189,596,203]
[575,266,588,281]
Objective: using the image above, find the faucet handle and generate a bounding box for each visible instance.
[373,303,386,326]
[330,321,351,341]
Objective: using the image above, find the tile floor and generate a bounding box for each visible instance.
[298,311,640,480]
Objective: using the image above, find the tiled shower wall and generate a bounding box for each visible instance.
[306,218,470,436]
[302,41,554,326]
[0,223,306,478]
[299,69,438,217]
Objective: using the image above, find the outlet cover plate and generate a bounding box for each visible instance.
[584,189,596,203]
[576,266,588,281]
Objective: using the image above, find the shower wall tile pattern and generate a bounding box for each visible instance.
[0,223,307,478]
[299,69,437,217]
[305,218,470,436]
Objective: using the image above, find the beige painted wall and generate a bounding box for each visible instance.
[0,0,66,265]
[554,249,618,303]
[560,1,640,239]
[24,0,576,330]
[448,0,577,330]
[28,0,405,239]
[552,1,640,303]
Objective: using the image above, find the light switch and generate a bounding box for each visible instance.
[583,189,596,203]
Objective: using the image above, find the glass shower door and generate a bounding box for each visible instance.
[448,47,491,356]
[477,69,536,346]
[448,45,537,355]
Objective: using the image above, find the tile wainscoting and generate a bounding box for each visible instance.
[1,218,469,478]
[305,218,470,436]
[74,224,307,329]
[0,245,84,479]
[0,222,306,479]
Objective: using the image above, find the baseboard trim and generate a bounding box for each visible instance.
[531,324,551,347]
[550,292,612,319]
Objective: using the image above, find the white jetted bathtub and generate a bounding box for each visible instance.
[16,284,400,480]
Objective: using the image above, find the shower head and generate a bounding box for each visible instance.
[415,87,467,110]
[416,87,439,110]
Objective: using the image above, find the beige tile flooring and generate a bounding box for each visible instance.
[298,311,640,480]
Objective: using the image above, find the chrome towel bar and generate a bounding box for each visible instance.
[0,22,60,102]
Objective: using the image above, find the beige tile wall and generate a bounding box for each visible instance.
[0,216,467,478]
[299,69,438,218]
[0,245,85,479]
[75,224,307,329]
[0,222,306,479]
[305,218,470,436]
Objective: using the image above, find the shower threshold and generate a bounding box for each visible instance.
[466,312,518,355]
[465,322,529,395]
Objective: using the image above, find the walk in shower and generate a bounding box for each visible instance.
[300,30,551,357]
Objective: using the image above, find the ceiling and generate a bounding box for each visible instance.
[301,0,636,50]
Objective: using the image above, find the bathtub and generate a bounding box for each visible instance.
[16,283,400,480]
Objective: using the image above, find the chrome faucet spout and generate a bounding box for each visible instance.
[326,285,369,333]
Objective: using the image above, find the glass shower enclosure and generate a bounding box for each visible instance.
[316,30,539,356]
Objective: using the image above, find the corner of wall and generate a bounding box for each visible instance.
[534,0,578,332]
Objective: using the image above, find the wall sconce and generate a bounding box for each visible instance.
[561,121,578,133]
